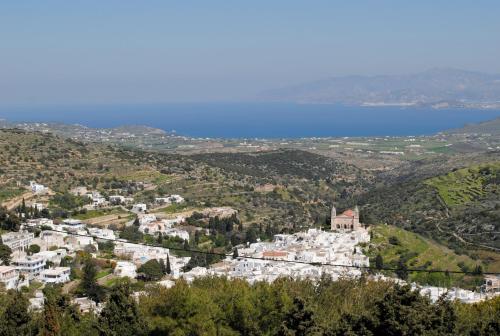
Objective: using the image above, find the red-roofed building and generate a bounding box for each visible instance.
[262,251,288,260]
[331,205,361,231]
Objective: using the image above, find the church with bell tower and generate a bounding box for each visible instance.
[331,204,361,231]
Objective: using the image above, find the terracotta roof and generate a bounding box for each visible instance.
[341,209,355,217]
[263,251,288,258]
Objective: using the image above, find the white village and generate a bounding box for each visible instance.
[1,182,498,314]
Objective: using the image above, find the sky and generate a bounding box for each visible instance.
[1,0,499,106]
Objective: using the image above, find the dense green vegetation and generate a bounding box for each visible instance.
[425,163,500,207]
[192,149,368,184]
[367,225,484,288]
[0,277,498,335]
[356,161,500,257]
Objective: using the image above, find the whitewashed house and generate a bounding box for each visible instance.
[1,231,34,252]
[65,235,98,252]
[138,214,156,225]
[30,181,47,194]
[71,297,102,314]
[34,249,67,265]
[86,191,107,208]
[37,230,67,250]
[62,219,86,231]
[0,266,20,290]
[132,203,147,212]
[138,217,186,239]
[88,227,116,240]
[114,261,137,279]
[40,267,71,284]
[109,195,125,204]
[163,228,190,242]
[26,218,54,228]
[155,194,185,205]
[12,255,46,280]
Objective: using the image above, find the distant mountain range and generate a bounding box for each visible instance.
[260,68,500,108]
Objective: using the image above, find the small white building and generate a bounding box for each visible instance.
[114,242,174,267]
[71,297,101,314]
[26,218,54,228]
[158,279,175,288]
[30,181,47,194]
[88,227,116,240]
[109,195,125,204]
[114,261,137,279]
[86,191,107,208]
[41,267,71,284]
[155,197,170,204]
[34,249,67,265]
[0,266,20,290]
[139,220,166,235]
[12,256,46,280]
[155,195,185,205]
[62,219,86,231]
[164,228,190,242]
[169,195,184,203]
[138,214,157,225]
[138,217,186,237]
[1,231,34,252]
[29,202,45,211]
[38,230,67,250]
[65,235,98,252]
[482,275,500,294]
[132,203,147,212]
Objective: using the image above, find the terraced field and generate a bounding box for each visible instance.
[425,163,500,207]
[367,224,485,288]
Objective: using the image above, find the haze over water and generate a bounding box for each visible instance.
[1,103,499,138]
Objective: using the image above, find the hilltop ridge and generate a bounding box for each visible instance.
[261,68,500,108]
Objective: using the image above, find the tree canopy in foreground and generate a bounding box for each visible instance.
[0,276,498,335]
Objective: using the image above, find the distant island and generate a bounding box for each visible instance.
[260,68,500,109]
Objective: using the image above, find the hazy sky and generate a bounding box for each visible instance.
[1,1,499,105]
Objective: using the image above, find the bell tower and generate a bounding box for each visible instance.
[354,205,360,230]
[330,204,336,230]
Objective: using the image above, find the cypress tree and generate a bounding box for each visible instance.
[159,258,166,274]
[21,198,26,214]
[80,258,105,303]
[166,254,172,275]
[396,258,409,280]
[40,288,61,336]
[375,254,384,270]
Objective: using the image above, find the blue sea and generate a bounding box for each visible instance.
[0,103,499,138]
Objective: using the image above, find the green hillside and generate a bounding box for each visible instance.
[358,161,500,253]
[367,225,484,288]
[425,163,500,207]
